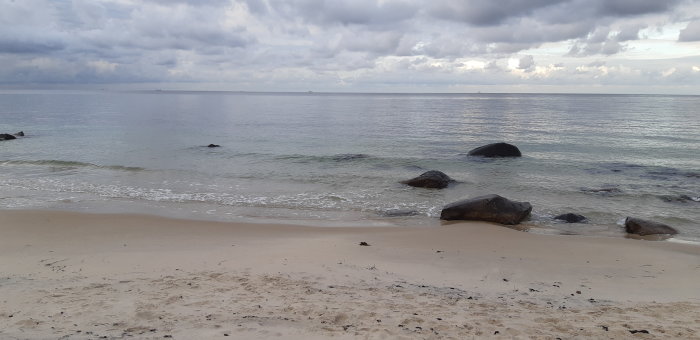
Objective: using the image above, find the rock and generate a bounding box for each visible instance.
[401,170,454,189]
[468,142,522,157]
[380,209,419,217]
[554,213,587,223]
[14,131,24,137]
[440,194,532,225]
[624,217,678,236]
[659,194,699,203]
[207,144,221,148]
[0,133,17,141]
[332,154,369,161]
[581,187,622,195]
[359,242,370,246]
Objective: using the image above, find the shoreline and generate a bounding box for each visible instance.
[1,209,699,339]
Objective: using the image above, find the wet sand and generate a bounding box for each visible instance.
[1,210,699,339]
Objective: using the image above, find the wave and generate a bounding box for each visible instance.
[0,159,146,172]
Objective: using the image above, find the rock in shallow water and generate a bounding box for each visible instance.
[554,213,587,223]
[0,133,17,141]
[401,170,454,189]
[624,217,678,236]
[440,194,532,225]
[380,209,419,217]
[467,142,522,157]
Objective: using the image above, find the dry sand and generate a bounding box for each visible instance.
[1,210,699,339]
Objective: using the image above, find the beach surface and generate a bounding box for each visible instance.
[1,210,699,339]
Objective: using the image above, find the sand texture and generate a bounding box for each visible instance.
[1,210,699,339]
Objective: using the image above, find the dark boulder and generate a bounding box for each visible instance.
[624,217,678,236]
[554,213,587,223]
[401,170,454,189]
[440,194,532,225]
[468,142,521,157]
[207,144,221,148]
[0,133,17,141]
[14,131,24,137]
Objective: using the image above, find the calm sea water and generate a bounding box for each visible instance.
[1,90,698,241]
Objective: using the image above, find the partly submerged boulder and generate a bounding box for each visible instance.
[624,217,678,236]
[554,213,587,223]
[401,170,454,189]
[207,144,221,148]
[468,142,521,158]
[14,131,24,137]
[0,133,17,141]
[440,194,532,225]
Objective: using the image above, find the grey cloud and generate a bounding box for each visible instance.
[598,0,681,16]
[336,31,403,54]
[269,0,418,26]
[517,55,535,70]
[473,19,594,45]
[429,0,681,27]
[567,27,629,56]
[142,0,233,7]
[243,0,269,14]
[679,20,700,41]
[0,36,65,54]
[430,0,563,26]
[0,0,697,91]
[615,24,645,41]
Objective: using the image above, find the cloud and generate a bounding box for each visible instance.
[0,0,697,93]
[429,0,561,27]
[598,0,681,16]
[517,55,535,71]
[269,0,418,26]
[0,36,65,54]
[679,20,700,41]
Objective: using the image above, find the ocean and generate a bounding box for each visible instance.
[1,90,698,241]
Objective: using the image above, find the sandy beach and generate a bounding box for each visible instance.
[1,210,699,339]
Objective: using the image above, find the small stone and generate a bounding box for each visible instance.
[359,242,370,246]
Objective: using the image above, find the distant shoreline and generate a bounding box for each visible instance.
[2,87,700,97]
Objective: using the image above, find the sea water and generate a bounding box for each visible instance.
[1,90,698,241]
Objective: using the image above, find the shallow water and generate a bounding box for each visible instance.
[1,91,698,240]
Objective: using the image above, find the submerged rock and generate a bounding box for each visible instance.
[332,153,369,161]
[624,217,678,236]
[0,133,17,141]
[659,194,700,203]
[554,213,587,223]
[581,187,622,195]
[380,209,419,217]
[207,144,221,148]
[440,194,532,225]
[468,142,522,158]
[401,170,454,189]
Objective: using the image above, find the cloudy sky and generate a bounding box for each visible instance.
[1,0,700,93]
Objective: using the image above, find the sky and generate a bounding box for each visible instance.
[1,0,700,94]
